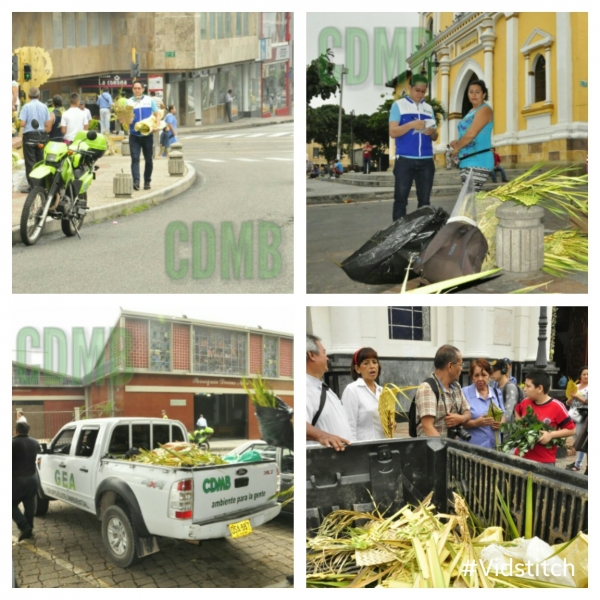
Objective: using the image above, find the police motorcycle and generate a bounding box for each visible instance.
[188,426,214,451]
[19,120,107,246]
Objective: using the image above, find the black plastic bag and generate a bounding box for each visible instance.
[340,206,449,285]
[255,397,294,450]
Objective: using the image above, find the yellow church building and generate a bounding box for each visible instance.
[405,12,587,167]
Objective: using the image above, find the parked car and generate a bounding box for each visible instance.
[225,440,294,515]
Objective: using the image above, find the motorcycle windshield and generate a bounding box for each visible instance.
[44,141,68,161]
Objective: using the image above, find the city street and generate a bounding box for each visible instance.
[12,122,293,294]
[12,501,293,588]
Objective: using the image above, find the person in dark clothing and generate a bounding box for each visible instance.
[48,95,64,142]
[12,422,39,541]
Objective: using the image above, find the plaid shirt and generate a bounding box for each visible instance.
[416,373,470,437]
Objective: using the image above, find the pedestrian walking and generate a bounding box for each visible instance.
[12,422,39,541]
[61,92,89,144]
[127,81,161,190]
[19,87,52,188]
[362,142,373,174]
[225,89,235,122]
[389,75,438,221]
[16,411,27,423]
[97,88,113,136]
[160,105,178,157]
[196,414,208,428]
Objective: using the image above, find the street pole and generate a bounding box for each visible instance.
[535,307,549,369]
[350,109,355,170]
[336,66,348,161]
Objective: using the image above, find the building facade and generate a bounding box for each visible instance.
[13,12,294,126]
[13,310,294,441]
[307,306,587,405]
[402,12,587,167]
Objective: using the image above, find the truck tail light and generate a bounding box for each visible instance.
[168,478,193,519]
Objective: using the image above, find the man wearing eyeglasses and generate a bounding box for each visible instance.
[415,344,471,438]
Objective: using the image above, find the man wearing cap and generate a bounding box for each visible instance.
[306,334,352,451]
[19,87,52,188]
[490,359,523,429]
[388,75,439,221]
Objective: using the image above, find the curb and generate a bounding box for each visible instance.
[12,161,197,245]
[178,117,294,135]
[308,191,394,205]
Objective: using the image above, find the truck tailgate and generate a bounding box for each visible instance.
[193,461,277,522]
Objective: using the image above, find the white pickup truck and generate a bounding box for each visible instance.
[35,418,281,567]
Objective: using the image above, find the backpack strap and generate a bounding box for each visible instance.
[311,383,328,427]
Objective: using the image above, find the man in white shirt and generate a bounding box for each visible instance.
[61,92,89,143]
[306,333,352,451]
[16,411,27,423]
[196,414,208,429]
[79,100,92,123]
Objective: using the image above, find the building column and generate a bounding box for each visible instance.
[524,53,531,108]
[505,13,519,135]
[481,18,496,107]
[556,12,573,123]
[439,48,450,148]
[544,45,552,105]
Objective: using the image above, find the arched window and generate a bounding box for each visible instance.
[534,54,546,103]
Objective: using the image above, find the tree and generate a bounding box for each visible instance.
[306,49,340,105]
[307,104,344,163]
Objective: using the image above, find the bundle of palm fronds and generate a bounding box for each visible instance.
[378,384,417,437]
[242,375,277,408]
[542,230,587,277]
[114,103,135,129]
[487,402,504,449]
[477,163,588,274]
[307,492,583,588]
[125,442,226,467]
[566,379,578,399]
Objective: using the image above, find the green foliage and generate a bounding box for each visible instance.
[307,49,340,105]
[307,104,345,163]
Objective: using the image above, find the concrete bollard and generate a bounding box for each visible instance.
[495,200,545,273]
[121,138,130,156]
[168,151,185,177]
[113,173,133,197]
[170,142,183,153]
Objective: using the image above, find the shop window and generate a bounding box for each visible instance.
[90,13,99,46]
[193,326,247,375]
[53,13,63,49]
[77,13,88,47]
[150,321,171,372]
[534,54,546,103]
[388,307,431,341]
[263,336,278,378]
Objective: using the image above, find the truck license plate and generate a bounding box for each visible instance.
[229,519,252,539]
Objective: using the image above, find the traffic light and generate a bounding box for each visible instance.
[23,64,32,82]
[12,54,19,81]
[130,52,140,79]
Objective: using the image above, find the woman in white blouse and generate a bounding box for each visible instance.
[341,347,385,441]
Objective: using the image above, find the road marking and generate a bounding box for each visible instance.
[198,158,227,162]
[245,133,268,137]
[265,158,294,161]
[202,134,226,139]
[233,158,262,162]
[266,132,291,137]
[223,134,246,138]
[12,536,111,588]
[181,135,201,140]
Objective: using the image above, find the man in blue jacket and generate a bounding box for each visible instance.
[388,76,438,221]
[127,81,161,190]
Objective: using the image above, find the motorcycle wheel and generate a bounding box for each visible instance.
[199,442,210,452]
[61,191,86,237]
[20,186,49,246]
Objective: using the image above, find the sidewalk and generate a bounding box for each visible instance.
[12,116,293,244]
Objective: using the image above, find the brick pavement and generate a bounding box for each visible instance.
[13,501,293,588]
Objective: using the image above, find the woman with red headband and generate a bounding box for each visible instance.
[341,347,385,441]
